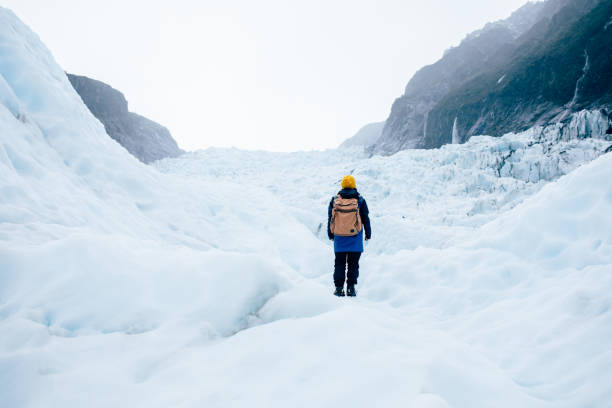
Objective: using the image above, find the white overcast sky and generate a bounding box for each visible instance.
[3,0,532,151]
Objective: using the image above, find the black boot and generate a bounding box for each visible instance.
[346,285,356,297]
[333,286,345,297]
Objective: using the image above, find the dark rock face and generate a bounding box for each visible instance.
[373,0,612,154]
[67,73,183,163]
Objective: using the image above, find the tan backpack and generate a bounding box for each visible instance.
[330,195,362,236]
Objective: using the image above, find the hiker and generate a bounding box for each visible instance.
[327,175,371,297]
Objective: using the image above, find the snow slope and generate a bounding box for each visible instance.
[339,121,384,148]
[1,7,612,408]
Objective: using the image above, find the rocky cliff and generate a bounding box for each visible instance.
[67,73,183,163]
[372,0,612,154]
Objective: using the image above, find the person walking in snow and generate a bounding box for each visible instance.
[327,175,371,297]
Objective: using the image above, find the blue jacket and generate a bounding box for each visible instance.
[327,188,371,253]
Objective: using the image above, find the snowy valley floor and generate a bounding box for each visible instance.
[2,141,612,407]
[1,7,612,407]
[152,143,612,408]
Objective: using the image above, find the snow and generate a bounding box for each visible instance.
[1,6,612,408]
[339,121,384,148]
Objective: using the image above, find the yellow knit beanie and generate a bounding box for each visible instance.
[341,175,356,189]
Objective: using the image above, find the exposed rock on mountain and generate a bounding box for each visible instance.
[67,73,183,163]
[373,0,612,154]
[339,122,384,148]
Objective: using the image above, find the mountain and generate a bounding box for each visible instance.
[338,122,384,148]
[67,73,183,163]
[372,0,612,154]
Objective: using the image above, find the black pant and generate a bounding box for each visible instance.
[334,252,361,287]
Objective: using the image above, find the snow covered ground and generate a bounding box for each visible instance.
[1,7,612,408]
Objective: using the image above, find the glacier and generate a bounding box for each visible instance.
[1,6,612,408]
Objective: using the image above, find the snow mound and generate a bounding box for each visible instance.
[361,153,612,406]
[0,4,322,357]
